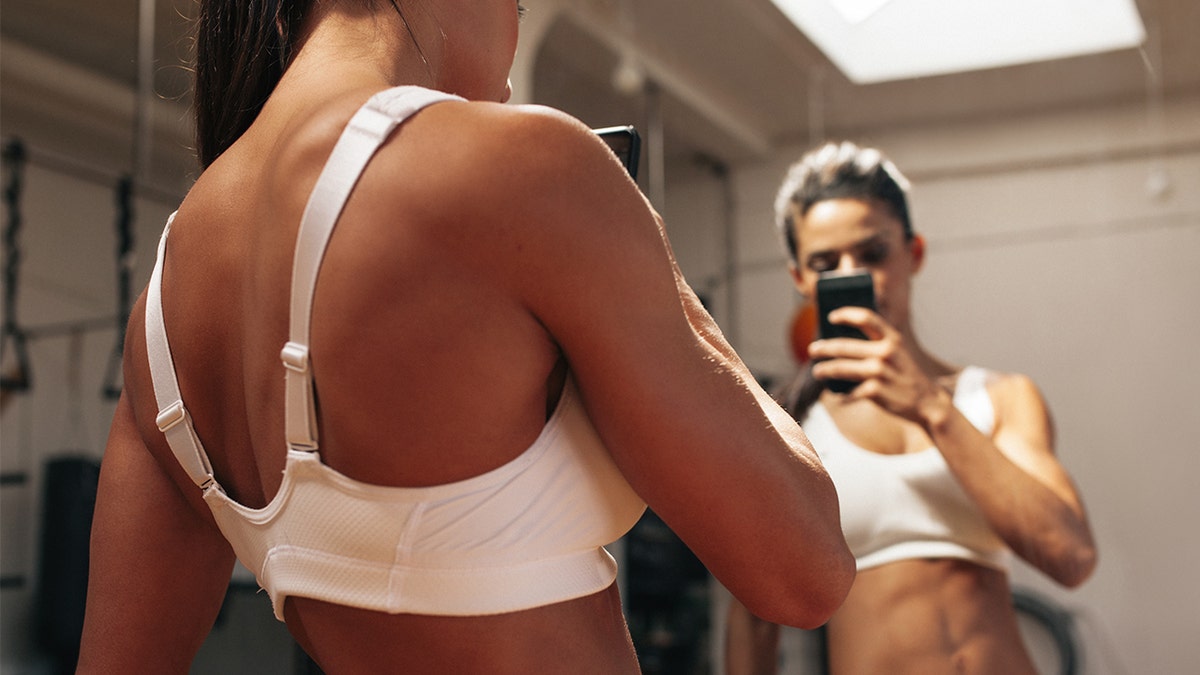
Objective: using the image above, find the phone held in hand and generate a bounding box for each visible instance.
[815,270,876,394]
[593,126,641,180]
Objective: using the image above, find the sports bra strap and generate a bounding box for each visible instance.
[144,86,463,485]
[283,86,463,451]
[951,365,995,436]
[146,212,215,488]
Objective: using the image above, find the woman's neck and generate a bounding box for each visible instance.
[288,4,439,91]
[902,329,957,380]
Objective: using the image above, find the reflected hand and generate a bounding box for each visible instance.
[807,306,943,424]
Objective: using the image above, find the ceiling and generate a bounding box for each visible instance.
[2,0,1197,167]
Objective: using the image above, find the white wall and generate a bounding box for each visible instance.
[708,94,1200,674]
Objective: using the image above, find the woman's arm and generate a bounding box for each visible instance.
[442,104,854,628]
[78,392,236,673]
[924,371,1097,587]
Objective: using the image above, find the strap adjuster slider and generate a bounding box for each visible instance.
[281,342,310,373]
[156,401,187,432]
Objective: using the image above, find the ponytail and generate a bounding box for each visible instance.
[778,364,823,424]
[193,1,312,168]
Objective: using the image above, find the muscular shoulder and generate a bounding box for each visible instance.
[378,101,629,216]
[980,369,1055,448]
[355,99,652,284]
[980,369,1043,405]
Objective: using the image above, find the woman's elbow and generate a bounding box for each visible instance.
[1053,543,1098,589]
[749,545,856,629]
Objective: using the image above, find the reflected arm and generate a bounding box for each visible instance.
[919,373,1097,587]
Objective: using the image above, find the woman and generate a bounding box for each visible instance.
[76,1,854,673]
[726,142,1097,674]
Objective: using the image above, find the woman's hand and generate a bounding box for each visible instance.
[806,306,950,426]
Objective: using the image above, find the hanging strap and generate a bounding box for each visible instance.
[282,86,461,452]
[102,176,135,399]
[2,139,31,392]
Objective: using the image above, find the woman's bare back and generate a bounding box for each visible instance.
[129,90,641,668]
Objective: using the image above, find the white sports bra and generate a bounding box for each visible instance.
[145,86,646,620]
[802,366,1010,572]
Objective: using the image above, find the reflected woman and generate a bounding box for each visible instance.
[726,142,1097,675]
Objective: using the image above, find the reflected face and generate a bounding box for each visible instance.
[789,198,923,330]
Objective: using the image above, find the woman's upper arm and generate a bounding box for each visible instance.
[989,373,1097,584]
[79,391,235,672]
[991,373,1087,512]
[466,107,853,625]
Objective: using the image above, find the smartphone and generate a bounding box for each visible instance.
[594,126,641,180]
[815,270,876,394]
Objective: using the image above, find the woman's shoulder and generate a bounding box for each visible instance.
[951,365,1042,403]
[963,366,1041,397]
[386,99,617,193]
[363,96,648,252]
[412,97,593,144]
[959,366,1051,430]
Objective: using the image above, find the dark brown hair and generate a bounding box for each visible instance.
[777,365,823,425]
[193,0,313,168]
[193,1,429,168]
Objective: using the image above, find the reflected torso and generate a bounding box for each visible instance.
[817,387,1036,675]
[827,559,1036,675]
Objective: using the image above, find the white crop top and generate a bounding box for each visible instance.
[145,86,646,620]
[802,366,1010,572]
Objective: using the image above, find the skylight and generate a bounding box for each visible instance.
[770,0,1146,84]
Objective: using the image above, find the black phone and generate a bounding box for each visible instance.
[815,270,876,394]
[594,126,641,180]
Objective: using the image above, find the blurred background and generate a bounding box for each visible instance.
[2,0,1197,672]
